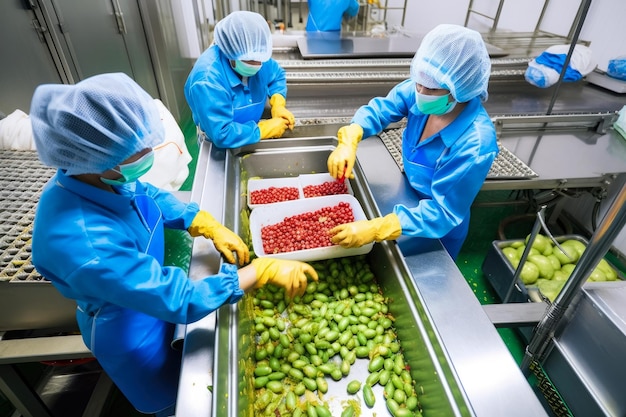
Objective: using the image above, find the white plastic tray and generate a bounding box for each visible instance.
[247,177,303,210]
[247,173,352,210]
[249,194,373,262]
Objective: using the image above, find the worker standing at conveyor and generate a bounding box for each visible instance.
[327,24,499,259]
[185,11,295,149]
[305,0,360,34]
[29,72,317,417]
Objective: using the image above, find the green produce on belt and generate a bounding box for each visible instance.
[500,234,621,302]
[247,255,424,416]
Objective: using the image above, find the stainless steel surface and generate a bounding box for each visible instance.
[221,137,468,416]
[357,135,548,416]
[543,281,626,416]
[297,34,420,59]
[281,58,626,122]
[482,302,548,327]
[177,136,548,416]
[523,179,626,373]
[480,113,626,190]
[175,143,227,416]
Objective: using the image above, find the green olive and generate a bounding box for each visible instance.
[346,380,361,395]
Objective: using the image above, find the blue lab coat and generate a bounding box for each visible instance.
[306,0,360,32]
[352,79,499,258]
[32,171,243,413]
[184,45,288,149]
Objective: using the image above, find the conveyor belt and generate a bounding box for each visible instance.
[0,150,54,282]
[379,126,538,179]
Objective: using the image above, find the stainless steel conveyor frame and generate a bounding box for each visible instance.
[175,137,549,416]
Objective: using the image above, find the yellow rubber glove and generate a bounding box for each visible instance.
[188,211,250,266]
[270,94,295,129]
[327,123,363,179]
[329,213,402,248]
[252,258,319,298]
[258,117,289,139]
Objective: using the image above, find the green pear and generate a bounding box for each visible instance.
[553,244,579,265]
[596,259,618,281]
[562,239,587,257]
[553,270,568,282]
[520,262,540,285]
[529,255,555,280]
[561,263,576,276]
[547,254,561,271]
[502,247,520,267]
[517,245,539,259]
[538,279,565,302]
[525,234,550,255]
[588,267,607,282]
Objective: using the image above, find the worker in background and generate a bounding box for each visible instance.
[30,73,317,417]
[184,11,294,149]
[306,0,359,34]
[327,24,498,259]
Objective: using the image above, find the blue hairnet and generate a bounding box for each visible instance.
[213,11,272,62]
[410,24,491,102]
[30,73,165,175]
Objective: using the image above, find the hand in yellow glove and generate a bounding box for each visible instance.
[327,123,363,179]
[258,117,290,139]
[188,210,250,266]
[270,94,295,129]
[251,258,319,298]
[329,213,402,248]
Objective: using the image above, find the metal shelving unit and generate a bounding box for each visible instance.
[464,0,591,57]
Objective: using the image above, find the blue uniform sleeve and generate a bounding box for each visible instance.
[393,126,497,239]
[64,223,243,324]
[352,79,414,138]
[185,78,261,149]
[265,59,288,99]
[138,182,199,230]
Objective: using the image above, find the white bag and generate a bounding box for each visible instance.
[0,109,36,150]
[525,44,596,88]
[140,99,192,191]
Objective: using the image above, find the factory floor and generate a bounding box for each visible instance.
[0,120,549,417]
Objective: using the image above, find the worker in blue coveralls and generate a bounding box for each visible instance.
[30,73,317,417]
[306,0,359,33]
[327,24,499,260]
[184,11,295,149]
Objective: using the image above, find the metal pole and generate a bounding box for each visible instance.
[503,206,546,303]
[522,180,626,374]
[545,0,592,115]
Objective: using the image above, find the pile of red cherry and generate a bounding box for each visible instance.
[250,186,300,205]
[260,202,354,254]
[302,180,348,198]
